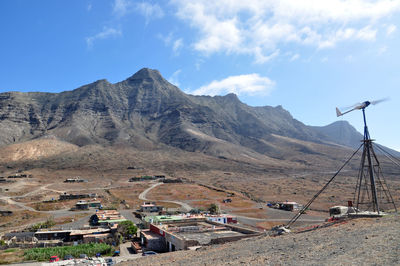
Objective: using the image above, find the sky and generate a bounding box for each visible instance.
[1,0,400,151]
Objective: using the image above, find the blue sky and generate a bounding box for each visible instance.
[1,0,400,151]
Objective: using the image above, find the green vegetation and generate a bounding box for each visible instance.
[24,243,113,261]
[190,208,205,214]
[117,220,137,239]
[208,203,220,214]
[28,218,56,231]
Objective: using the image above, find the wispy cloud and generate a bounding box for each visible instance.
[345,55,354,62]
[113,0,132,17]
[136,2,164,24]
[171,0,400,63]
[192,74,275,96]
[290,53,300,62]
[386,24,397,36]
[172,39,183,54]
[159,32,184,55]
[378,46,388,55]
[86,27,122,48]
[112,0,164,23]
[168,69,182,87]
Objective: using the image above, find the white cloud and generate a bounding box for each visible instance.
[113,0,164,23]
[192,74,275,96]
[378,46,388,55]
[290,53,300,61]
[136,2,164,24]
[86,27,122,48]
[345,55,354,62]
[113,0,131,17]
[159,33,183,55]
[171,0,400,63]
[355,26,377,41]
[168,69,182,87]
[173,39,183,54]
[254,49,280,64]
[386,24,397,36]
[195,59,205,70]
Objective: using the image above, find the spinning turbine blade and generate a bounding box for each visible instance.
[336,98,388,117]
[370,98,389,105]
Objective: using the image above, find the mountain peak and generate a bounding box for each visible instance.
[224,93,239,100]
[126,68,163,82]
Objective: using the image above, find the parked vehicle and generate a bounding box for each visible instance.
[112,250,120,257]
[79,254,88,259]
[142,251,158,256]
[64,254,74,260]
[49,256,59,262]
[105,258,115,265]
[329,206,359,218]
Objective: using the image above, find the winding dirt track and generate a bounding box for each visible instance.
[138,182,192,212]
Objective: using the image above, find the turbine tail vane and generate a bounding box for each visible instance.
[336,107,342,117]
[335,98,388,117]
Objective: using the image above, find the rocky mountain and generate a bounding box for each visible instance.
[312,121,363,148]
[312,121,400,157]
[0,68,391,160]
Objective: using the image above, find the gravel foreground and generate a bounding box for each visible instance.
[121,214,399,266]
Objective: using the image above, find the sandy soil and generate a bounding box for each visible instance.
[123,214,400,266]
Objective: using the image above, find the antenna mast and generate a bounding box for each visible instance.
[285,99,397,229]
[354,106,396,213]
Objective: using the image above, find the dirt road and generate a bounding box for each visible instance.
[138,182,192,212]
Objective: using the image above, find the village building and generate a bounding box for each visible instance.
[1,226,116,248]
[0,209,13,216]
[7,174,30,178]
[34,227,114,243]
[142,214,238,228]
[140,218,260,252]
[142,215,184,227]
[0,177,15,184]
[206,214,237,224]
[64,177,87,183]
[59,193,97,201]
[2,232,36,243]
[90,210,127,226]
[140,202,164,213]
[129,175,166,182]
[75,200,102,210]
[279,201,302,211]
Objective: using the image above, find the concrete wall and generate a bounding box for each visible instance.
[206,220,259,234]
[148,219,261,252]
[164,231,187,250]
[141,235,166,252]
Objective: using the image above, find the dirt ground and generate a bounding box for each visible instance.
[0,143,398,234]
[124,214,400,266]
[0,248,25,264]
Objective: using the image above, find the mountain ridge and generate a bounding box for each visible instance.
[1,68,397,159]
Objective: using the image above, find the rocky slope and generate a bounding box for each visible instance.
[0,68,377,161]
[123,214,399,265]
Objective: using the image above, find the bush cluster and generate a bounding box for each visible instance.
[23,243,113,261]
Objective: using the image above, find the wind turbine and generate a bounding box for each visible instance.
[284,98,396,230]
[335,98,387,117]
[335,98,395,214]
